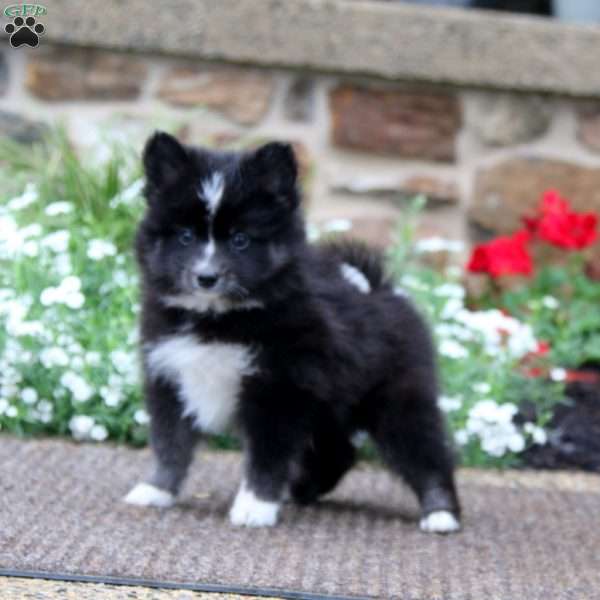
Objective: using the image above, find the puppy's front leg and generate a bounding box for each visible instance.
[125,377,196,507]
[230,383,304,527]
[229,439,292,527]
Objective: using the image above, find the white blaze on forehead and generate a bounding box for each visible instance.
[192,239,216,275]
[199,172,225,214]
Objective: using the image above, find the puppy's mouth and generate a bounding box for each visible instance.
[185,271,251,303]
[163,271,262,314]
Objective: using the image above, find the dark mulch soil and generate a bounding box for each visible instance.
[522,370,600,473]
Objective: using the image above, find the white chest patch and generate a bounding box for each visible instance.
[146,334,257,434]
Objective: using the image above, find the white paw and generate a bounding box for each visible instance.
[123,482,175,508]
[229,482,280,527]
[419,510,461,534]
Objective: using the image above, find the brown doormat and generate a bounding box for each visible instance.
[0,437,599,600]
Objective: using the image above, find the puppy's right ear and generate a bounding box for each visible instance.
[143,132,189,189]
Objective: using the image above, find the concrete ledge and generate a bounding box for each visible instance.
[35,0,600,97]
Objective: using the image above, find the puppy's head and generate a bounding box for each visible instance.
[136,132,304,312]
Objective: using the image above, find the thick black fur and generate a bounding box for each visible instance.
[134,132,460,522]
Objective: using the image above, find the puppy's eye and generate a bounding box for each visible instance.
[230,231,250,251]
[178,229,194,246]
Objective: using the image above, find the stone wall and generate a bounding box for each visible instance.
[2,43,600,261]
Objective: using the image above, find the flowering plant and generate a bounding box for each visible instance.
[388,194,600,467]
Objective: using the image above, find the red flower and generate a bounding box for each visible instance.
[529,190,598,250]
[536,341,550,355]
[467,230,533,278]
[523,367,545,379]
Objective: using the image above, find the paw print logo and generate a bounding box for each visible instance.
[5,16,45,48]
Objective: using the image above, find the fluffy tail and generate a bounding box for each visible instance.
[319,239,388,292]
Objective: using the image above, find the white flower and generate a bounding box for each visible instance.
[64,292,85,309]
[472,382,492,395]
[85,351,101,366]
[22,240,39,257]
[507,433,526,453]
[87,239,117,261]
[21,387,38,405]
[322,218,352,233]
[7,318,44,338]
[438,395,462,412]
[0,217,43,258]
[7,183,38,211]
[40,287,58,306]
[1,298,44,338]
[40,347,70,368]
[542,296,559,310]
[439,339,469,360]
[109,178,144,208]
[100,386,121,408]
[134,408,150,425]
[60,372,93,402]
[61,276,81,293]
[37,399,53,415]
[41,230,70,253]
[5,405,18,418]
[550,368,567,382]
[114,270,129,287]
[39,276,85,310]
[434,283,466,300]
[400,275,429,291]
[69,414,95,440]
[466,399,526,457]
[441,298,465,320]
[19,224,42,238]
[71,357,84,370]
[90,424,108,442]
[45,201,73,216]
[452,308,538,360]
[53,253,72,277]
[445,265,463,279]
[454,429,469,446]
[524,422,548,445]
[481,435,508,457]
[0,398,9,415]
[470,400,517,425]
[415,237,465,254]
[507,324,538,360]
[435,323,473,342]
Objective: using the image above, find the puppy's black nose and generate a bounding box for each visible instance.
[196,274,219,289]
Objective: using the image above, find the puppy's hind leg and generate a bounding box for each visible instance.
[289,419,356,505]
[366,372,461,534]
[124,379,196,508]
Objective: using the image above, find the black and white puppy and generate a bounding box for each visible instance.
[125,132,461,533]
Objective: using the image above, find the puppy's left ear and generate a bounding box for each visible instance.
[245,142,298,203]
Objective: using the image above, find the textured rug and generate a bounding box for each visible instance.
[0,437,599,600]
